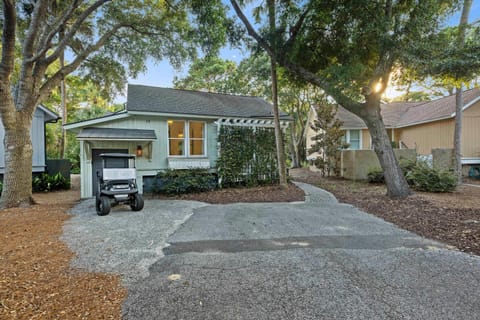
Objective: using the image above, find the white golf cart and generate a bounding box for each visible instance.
[95,153,144,216]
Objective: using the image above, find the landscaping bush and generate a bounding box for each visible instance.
[32,173,70,192]
[153,169,217,195]
[367,159,456,192]
[367,168,385,183]
[406,162,456,192]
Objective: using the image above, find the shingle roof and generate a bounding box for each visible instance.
[126,84,290,119]
[77,127,157,140]
[335,102,417,129]
[335,88,480,129]
[335,106,366,128]
[396,88,480,127]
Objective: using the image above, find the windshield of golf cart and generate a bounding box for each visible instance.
[100,153,136,181]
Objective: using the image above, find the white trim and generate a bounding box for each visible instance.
[77,137,155,141]
[451,95,480,117]
[395,115,453,129]
[38,105,60,122]
[64,112,129,130]
[396,97,480,128]
[215,118,290,128]
[167,120,207,157]
[462,157,480,165]
[344,129,362,150]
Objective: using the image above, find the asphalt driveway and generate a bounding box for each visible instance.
[62,183,480,319]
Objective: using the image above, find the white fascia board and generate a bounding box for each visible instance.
[64,112,130,130]
[77,138,155,141]
[462,157,480,164]
[38,105,60,122]
[395,116,452,129]
[451,95,480,117]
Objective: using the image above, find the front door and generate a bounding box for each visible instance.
[92,148,128,196]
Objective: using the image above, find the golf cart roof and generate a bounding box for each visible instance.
[100,153,136,159]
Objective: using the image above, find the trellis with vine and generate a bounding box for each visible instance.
[216,126,278,187]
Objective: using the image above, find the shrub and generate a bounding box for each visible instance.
[153,169,217,195]
[406,162,456,192]
[367,159,456,193]
[33,173,70,192]
[367,167,384,183]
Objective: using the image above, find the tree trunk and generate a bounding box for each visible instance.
[453,0,472,184]
[270,59,288,185]
[0,109,34,208]
[268,0,287,186]
[454,88,463,183]
[60,27,67,159]
[290,122,300,168]
[364,97,411,198]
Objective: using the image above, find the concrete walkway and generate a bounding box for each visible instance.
[62,183,480,320]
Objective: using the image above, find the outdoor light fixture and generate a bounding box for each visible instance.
[136,145,143,157]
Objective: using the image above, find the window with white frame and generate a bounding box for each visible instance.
[342,129,361,150]
[168,120,206,156]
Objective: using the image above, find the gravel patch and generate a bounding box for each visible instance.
[61,198,207,285]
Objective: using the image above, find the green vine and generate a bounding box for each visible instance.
[216,126,278,187]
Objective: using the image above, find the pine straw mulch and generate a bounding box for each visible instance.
[0,177,126,320]
[290,168,480,256]
[147,182,305,204]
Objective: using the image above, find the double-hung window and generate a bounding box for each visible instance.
[342,129,361,150]
[168,120,206,156]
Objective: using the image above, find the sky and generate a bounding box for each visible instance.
[122,1,480,102]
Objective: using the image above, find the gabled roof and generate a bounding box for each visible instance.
[127,84,290,119]
[335,88,480,129]
[396,88,480,127]
[335,102,418,129]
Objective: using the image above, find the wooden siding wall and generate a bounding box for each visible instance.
[397,101,480,157]
[397,119,454,155]
[0,107,46,173]
[361,129,371,149]
[463,100,480,158]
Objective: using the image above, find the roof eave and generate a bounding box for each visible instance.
[77,138,156,141]
[38,105,60,123]
[450,95,480,117]
[64,112,129,130]
[395,115,453,128]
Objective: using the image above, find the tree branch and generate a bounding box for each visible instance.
[29,0,81,63]
[0,0,16,76]
[37,24,124,105]
[22,0,49,59]
[284,6,310,50]
[229,0,274,57]
[44,0,112,65]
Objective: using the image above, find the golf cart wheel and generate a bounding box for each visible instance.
[97,196,111,216]
[130,193,144,211]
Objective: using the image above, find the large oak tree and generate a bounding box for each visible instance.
[0,0,231,208]
[230,0,457,198]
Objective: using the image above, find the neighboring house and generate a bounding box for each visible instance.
[306,88,480,165]
[0,105,60,177]
[65,84,291,198]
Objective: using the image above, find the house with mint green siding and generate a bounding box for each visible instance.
[65,84,291,198]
